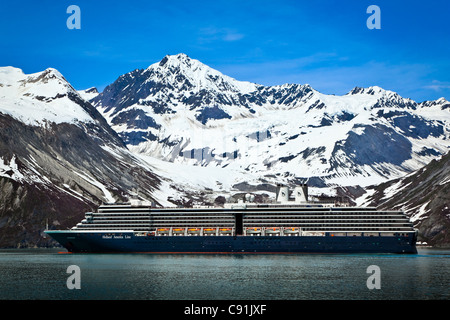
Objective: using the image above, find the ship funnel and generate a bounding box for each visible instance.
[276,184,289,203]
[294,184,308,203]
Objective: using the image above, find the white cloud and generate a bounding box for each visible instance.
[424,80,450,92]
[223,32,244,42]
[198,27,245,43]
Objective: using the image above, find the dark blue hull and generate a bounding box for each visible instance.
[46,231,418,254]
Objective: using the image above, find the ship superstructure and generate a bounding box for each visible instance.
[45,184,418,253]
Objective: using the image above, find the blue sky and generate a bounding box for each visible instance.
[0,0,449,102]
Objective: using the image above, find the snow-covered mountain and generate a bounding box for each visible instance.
[1,56,449,247]
[357,151,450,246]
[77,86,99,101]
[91,54,450,197]
[0,66,163,247]
[0,67,95,125]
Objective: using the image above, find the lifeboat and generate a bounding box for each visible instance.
[219,228,232,235]
[203,228,216,236]
[265,227,280,235]
[246,227,262,235]
[187,228,201,235]
[156,228,170,235]
[172,228,185,235]
[284,227,300,235]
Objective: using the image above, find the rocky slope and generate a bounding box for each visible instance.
[92,54,450,193]
[358,151,450,247]
[89,53,450,246]
[0,67,162,247]
[1,55,450,247]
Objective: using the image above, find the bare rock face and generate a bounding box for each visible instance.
[1,56,450,247]
[0,67,161,248]
[92,54,450,189]
[362,151,450,247]
[90,54,450,246]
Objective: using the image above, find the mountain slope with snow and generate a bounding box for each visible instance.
[357,151,450,247]
[91,54,450,193]
[0,67,94,125]
[1,57,449,247]
[0,66,163,247]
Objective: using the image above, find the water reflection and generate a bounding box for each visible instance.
[0,248,448,300]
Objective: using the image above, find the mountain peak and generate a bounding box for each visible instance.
[159,53,191,67]
[0,67,68,89]
[144,53,257,94]
[84,87,99,94]
[0,67,94,125]
[347,86,388,96]
[26,68,69,87]
[420,96,450,110]
[0,66,24,76]
[0,66,26,86]
[155,53,198,71]
[78,87,99,101]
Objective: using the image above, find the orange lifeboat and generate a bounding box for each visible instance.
[284,227,299,235]
[265,227,280,235]
[187,228,201,235]
[172,228,185,234]
[219,228,232,234]
[203,228,216,235]
[156,228,170,235]
[246,227,262,234]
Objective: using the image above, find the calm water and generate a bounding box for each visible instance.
[0,247,448,300]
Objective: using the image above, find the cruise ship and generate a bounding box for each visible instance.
[45,184,418,254]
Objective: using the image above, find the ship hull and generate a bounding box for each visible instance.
[45,231,417,254]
